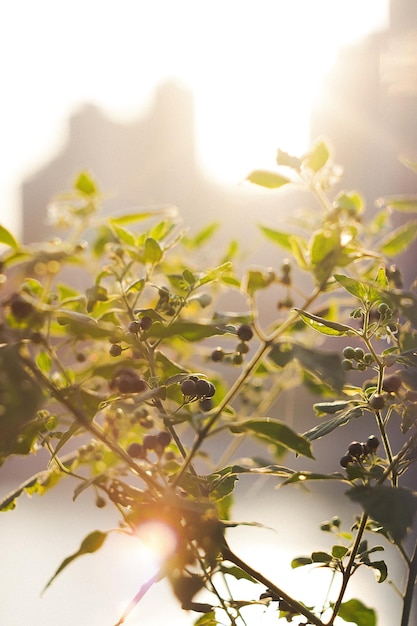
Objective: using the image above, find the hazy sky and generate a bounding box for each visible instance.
[0,1,389,236]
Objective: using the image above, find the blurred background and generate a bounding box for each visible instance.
[1,1,417,624]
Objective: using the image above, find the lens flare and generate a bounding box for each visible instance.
[135,521,178,566]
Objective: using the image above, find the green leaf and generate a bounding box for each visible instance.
[276,149,301,170]
[149,321,227,342]
[109,206,175,225]
[111,223,136,246]
[380,195,417,213]
[282,471,345,485]
[332,545,348,559]
[144,237,163,264]
[335,191,364,215]
[380,221,417,256]
[74,171,97,195]
[304,407,363,441]
[337,598,376,626]
[258,225,293,251]
[221,565,256,583]
[346,485,417,543]
[311,551,332,563]
[0,223,18,249]
[245,269,273,296]
[314,401,353,415]
[292,344,345,391]
[246,170,291,189]
[43,530,107,593]
[183,222,219,248]
[295,308,355,336]
[334,274,368,301]
[310,227,341,284]
[291,556,313,568]
[304,140,330,173]
[229,418,314,459]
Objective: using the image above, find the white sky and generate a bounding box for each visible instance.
[0,1,389,234]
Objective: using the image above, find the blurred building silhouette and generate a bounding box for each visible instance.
[311,0,417,202]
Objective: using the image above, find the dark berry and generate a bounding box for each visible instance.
[127,442,145,459]
[366,435,380,451]
[140,316,153,331]
[109,344,122,357]
[211,347,224,362]
[237,324,253,342]
[348,441,364,458]
[382,374,402,394]
[10,294,34,319]
[199,398,213,412]
[143,434,157,450]
[353,347,365,361]
[181,378,197,396]
[236,341,250,354]
[343,346,356,359]
[195,379,211,398]
[205,382,216,398]
[342,359,353,371]
[156,431,172,448]
[233,353,243,365]
[128,320,141,333]
[369,394,385,410]
[340,454,354,468]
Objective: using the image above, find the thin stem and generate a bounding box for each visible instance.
[327,512,368,626]
[222,542,324,626]
[401,538,417,626]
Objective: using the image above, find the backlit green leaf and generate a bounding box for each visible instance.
[337,598,376,626]
[149,321,227,342]
[144,237,163,264]
[0,224,18,249]
[74,171,97,195]
[229,418,314,459]
[43,530,108,593]
[258,225,293,251]
[295,308,355,336]
[380,221,417,256]
[304,407,363,441]
[304,140,330,173]
[381,195,417,213]
[246,170,291,189]
[276,149,301,170]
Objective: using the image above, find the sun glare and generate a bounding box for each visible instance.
[134,521,178,567]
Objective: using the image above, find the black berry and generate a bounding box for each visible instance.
[382,374,402,394]
[143,434,157,450]
[10,294,34,319]
[181,378,197,396]
[140,316,153,331]
[340,454,354,468]
[366,435,380,451]
[348,441,364,458]
[369,394,385,410]
[156,431,172,448]
[196,379,211,398]
[128,320,141,334]
[127,442,145,459]
[109,344,122,357]
[211,347,224,362]
[237,324,253,342]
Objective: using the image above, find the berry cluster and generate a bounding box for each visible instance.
[109,368,147,394]
[127,430,172,460]
[341,346,374,371]
[211,324,254,365]
[340,435,380,468]
[181,376,216,401]
[109,316,153,357]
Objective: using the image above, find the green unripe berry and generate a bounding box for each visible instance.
[342,358,353,371]
[342,346,356,359]
[353,347,365,361]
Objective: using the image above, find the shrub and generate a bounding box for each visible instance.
[1,141,417,625]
